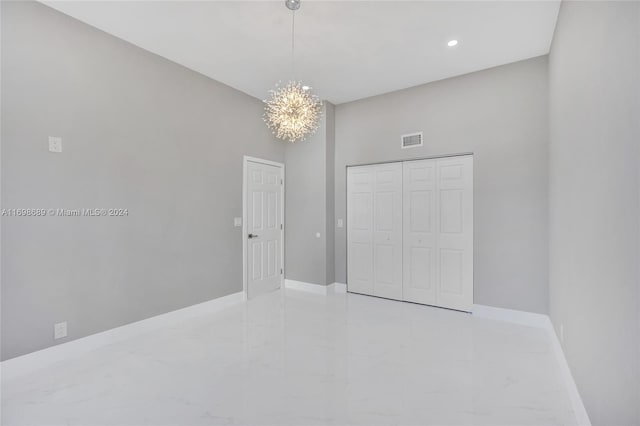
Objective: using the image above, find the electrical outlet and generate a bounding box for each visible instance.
[48,136,62,153]
[233,217,242,227]
[337,219,343,228]
[559,324,564,343]
[54,322,67,340]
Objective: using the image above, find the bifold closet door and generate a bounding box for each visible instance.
[402,160,437,306]
[347,163,402,300]
[435,156,473,311]
[403,155,474,312]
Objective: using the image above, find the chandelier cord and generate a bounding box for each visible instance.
[291,10,296,79]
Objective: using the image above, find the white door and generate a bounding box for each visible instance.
[347,165,375,296]
[434,155,473,311]
[348,155,473,312]
[403,159,437,306]
[372,162,403,300]
[347,163,402,300]
[402,155,473,311]
[246,160,283,299]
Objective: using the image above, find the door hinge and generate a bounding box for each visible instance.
[280,224,283,230]
[280,179,283,185]
[281,268,283,275]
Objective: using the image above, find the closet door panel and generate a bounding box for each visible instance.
[436,155,473,312]
[347,166,375,296]
[402,160,437,305]
[372,163,403,300]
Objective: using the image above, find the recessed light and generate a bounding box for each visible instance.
[447,40,458,47]
[302,85,310,91]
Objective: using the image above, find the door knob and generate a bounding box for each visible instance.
[248,233,259,239]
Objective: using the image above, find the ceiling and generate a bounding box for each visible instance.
[42,1,560,105]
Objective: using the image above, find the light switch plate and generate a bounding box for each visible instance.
[337,219,343,228]
[234,217,242,227]
[48,136,62,153]
[54,322,67,340]
[315,232,321,238]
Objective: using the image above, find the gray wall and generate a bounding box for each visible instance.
[335,56,549,314]
[548,1,640,424]
[284,102,335,286]
[325,104,336,285]
[284,107,327,285]
[0,1,284,360]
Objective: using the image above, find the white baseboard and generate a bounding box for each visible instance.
[473,304,590,425]
[330,282,347,293]
[284,280,346,294]
[548,323,592,425]
[1,291,244,381]
[472,304,552,329]
[284,279,328,295]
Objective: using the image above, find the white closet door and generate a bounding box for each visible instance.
[347,163,402,300]
[347,166,375,296]
[435,155,473,312]
[402,160,437,305]
[350,155,472,311]
[371,162,403,300]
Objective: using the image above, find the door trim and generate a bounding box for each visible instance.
[242,156,285,300]
[345,151,474,168]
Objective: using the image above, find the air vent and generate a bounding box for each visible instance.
[401,132,423,149]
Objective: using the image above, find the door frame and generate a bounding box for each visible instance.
[242,156,285,300]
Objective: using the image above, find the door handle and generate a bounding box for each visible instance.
[248,233,259,239]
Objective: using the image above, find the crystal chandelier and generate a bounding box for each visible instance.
[263,0,322,143]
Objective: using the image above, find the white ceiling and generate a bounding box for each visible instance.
[42,1,560,105]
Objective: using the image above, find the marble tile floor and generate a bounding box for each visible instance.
[1,288,576,425]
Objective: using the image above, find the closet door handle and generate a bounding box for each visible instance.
[248,233,259,239]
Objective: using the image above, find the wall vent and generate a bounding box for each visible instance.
[401,132,423,149]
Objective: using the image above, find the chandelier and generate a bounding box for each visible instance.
[263,0,322,143]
